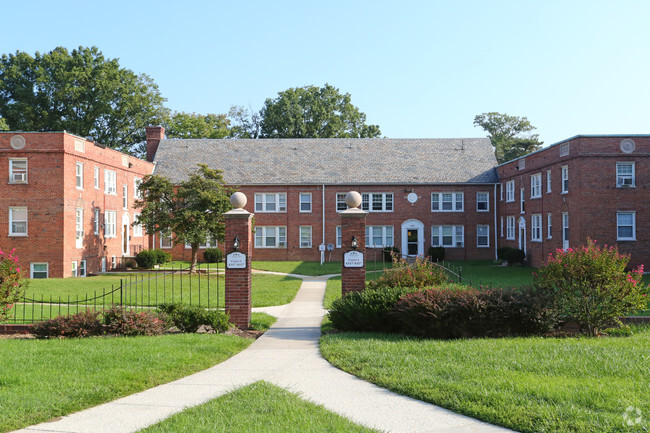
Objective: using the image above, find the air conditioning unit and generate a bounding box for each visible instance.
[12,173,26,183]
[619,178,633,187]
[76,230,85,238]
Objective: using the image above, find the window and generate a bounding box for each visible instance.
[530,173,542,198]
[432,225,464,248]
[30,263,48,279]
[499,184,503,201]
[9,207,27,236]
[518,158,526,170]
[362,193,393,212]
[75,208,84,248]
[336,193,347,212]
[520,188,525,213]
[254,193,286,212]
[94,166,100,189]
[104,211,116,238]
[531,214,542,241]
[104,170,117,195]
[505,181,515,202]
[560,143,569,157]
[547,213,552,239]
[299,193,312,212]
[71,261,78,278]
[9,159,27,183]
[561,166,568,193]
[133,213,143,237]
[79,260,86,278]
[500,216,504,237]
[300,226,312,248]
[75,138,85,153]
[185,237,217,249]
[617,212,636,241]
[255,226,287,248]
[477,225,489,247]
[616,162,635,187]
[476,192,489,212]
[562,213,569,249]
[94,209,100,235]
[546,170,552,193]
[506,216,515,240]
[111,256,116,269]
[366,226,394,248]
[431,192,463,212]
[134,178,142,200]
[76,162,84,189]
[123,185,128,209]
[160,233,173,248]
[336,226,342,248]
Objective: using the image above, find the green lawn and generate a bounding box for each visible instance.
[251,260,392,276]
[320,327,650,433]
[0,333,253,433]
[139,381,380,433]
[442,260,535,287]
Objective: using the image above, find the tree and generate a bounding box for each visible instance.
[0,248,27,321]
[135,165,232,272]
[473,112,543,164]
[259,84,381,138]
[0,117,8,130]
[228,105,262,139]
[0,46,167,155]
[164,111,231,139]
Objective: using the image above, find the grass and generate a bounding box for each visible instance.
[320,327,650,433]
[0,333,252,433]
[443,260,535,287]
[138,381,380,433]
[251,259,392,276]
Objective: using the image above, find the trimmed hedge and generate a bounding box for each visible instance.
[32,310,103,338]
[135,250,157,269]
[157,303,230,333]
[103,306,167,336]
[497,247,526,265]
[428,246,445,262]
[203,248,223,263]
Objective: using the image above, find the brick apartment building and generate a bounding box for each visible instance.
[0,132,154,278]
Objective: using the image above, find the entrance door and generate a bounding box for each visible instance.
[407,229,418,255]
[401,220,424,257]
[518,217,526,255]
[121,213,130,256]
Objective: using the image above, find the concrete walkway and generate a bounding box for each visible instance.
[14,275,514,433]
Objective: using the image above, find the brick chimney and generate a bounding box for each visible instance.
[145,126,165,162]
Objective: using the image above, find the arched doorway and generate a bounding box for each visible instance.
[518,216,526,256]
[401,219,424,257]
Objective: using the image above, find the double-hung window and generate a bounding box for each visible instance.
[255,226,287,248]
[75,208,84,248]
[617,212,636,241]
[361,193,393,212]
[79,260,87,277]
[71,261,78,278]
[9,159,27,183]
[520,188,525,213]
[160,233,173,248]
[299,226,312,248]
[431,192,463,212]
[366,226,394,248]
[30,263,48,279]
[616,162,635,187]
[254,193,286,212]
[94,167,100,189]
[561,166,569,193]
[9,207,27,236]
[133,213,143,237]
[477,225,490,247]
[505,181,515,202]
[104,211,116,238]
[104,170,117,195]
[299,193,312,212]
[336,226,342,248]
[530,173,542,198]
[336,193,347,212]
[531,214,542,241]
[506,216,515,240]
[546,170,552,193]
[76,162,84,190]
[547,213,552,239]
[123,185,128,209]
[476,192,489,211]
[432,225,464,248]
[94,209,100,235]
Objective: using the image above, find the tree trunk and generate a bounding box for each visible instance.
[190,244,199,273]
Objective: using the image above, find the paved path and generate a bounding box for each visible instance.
[14,275,514,433]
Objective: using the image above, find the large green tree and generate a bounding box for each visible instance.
[164,111,231,139]
[0,117,7,130]
[227,105,262,139]
[0,46,167,154]
[259,84,381,138]
[135,164,232,272]
[473,112,543,164]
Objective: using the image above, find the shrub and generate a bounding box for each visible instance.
[504,248,526,265]
[0,248,27,321]
[534,239,649,336]
[428,246,445,262]
[382,246,400,262]
[496,246,510,261]
[135,250,156,269]
[157,303,230,333]
[203,248,223,263]
[368,255,448,290]
[152,249,172,265]
[32,310,103,338]
[103,305,167,336]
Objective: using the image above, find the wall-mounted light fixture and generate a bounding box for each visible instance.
[233,236,240,251]
[351,236,358,250]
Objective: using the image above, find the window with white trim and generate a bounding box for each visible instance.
[336,193,347,212]
[432,225,464,248]
[562,213,569,249]
[133,213,143,237]
[75,208,84,248]
[477,225,489,247]
[476,192,489,212]
[104,211,116,238]
[9,207,27,236]
[506,216,515,240]
[255,226,287,248]
[30,262,48,279]
[94,166,100,189]
[616,162,635,188]
[185,237,217,249]
[561,166,568,193]
[530,173,542,198]
[547,213,552,239]
[366,226,394,248]
[520,188,525,213]
[336,226,342,248]
[431,192,463,212]
[9,159,27,183]
[160,233,173,248]
[76,162,84,190]
[500,216,504,237]
[299,193,312,212]
[71,261,78,278]
[531,214,542,241]
[123,185,128,209]
[505,181,515,202]
[546,170,551,193]
[254,193,286,212]
[362,193,393,212]
[500,184,503,201]
[617,212,636,241]
[111,255,117,269]
[300,226,312,248]
[94,209,100,235]
[134,178,142,199]
[104,170,117,195]
[79,260,86,277]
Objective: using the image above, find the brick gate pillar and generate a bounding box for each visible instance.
[224,192,253,329]
[341,191,368,296]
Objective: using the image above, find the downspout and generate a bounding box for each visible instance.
[322,184,326,265]
[493,184,498,260]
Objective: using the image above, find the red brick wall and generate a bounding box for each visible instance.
[341,211,367,296]
[224,212,252,328]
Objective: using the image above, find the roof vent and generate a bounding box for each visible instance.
[86,136,94,142]
[620,139,635,154]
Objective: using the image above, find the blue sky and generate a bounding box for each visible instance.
[1,0,648,145]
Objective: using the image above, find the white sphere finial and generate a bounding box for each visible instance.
[345,191,362,209]
[230,192,247,209]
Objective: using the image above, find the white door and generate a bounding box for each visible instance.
[401,219,424,257]
[518,217,526,255]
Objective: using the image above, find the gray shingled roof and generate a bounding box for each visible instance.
[153,138,499,185]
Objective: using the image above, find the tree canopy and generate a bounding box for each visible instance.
[473,112,543,164]
[0,117,7,130]
[0,46,167,155]
[227,105,262,139]
[259,84,381,138]
[135,164,232,272]
[164,112,231,139]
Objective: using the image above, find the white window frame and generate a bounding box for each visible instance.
[530,173,542,198]
[111,255,116,269]
[76,162,84,190]
[299,193,312,213]
[254,226,287,248]
[547,213,552,239]
[561,166,568,193]
[531,214,542,242]
[431,192,464,212]
[75,208,84,248]
[476,192,489,212]
[560,143,570,157]
[506,216,515,240]
[254,193,287,213]
[562,212,569,249]
[617,211,636,241]
[71,261,78,278]
[30,262,48,279]
[123,185,128,210]
[184,237,217,249]
[9,158,27,184]
[336,226,342,248]
[94,166,100,189]
[361,193,394,212]
[366,225,394,248]
[160,233,173,248]
[336,193,347,212]
[500,216,504,237]
[134,178,142,200]
[79,260,87,277]
[477,225,490,248]
[94,209,100,235]
[499,183,503,201]
[432,225,464,248]
[616,162,635,188]
[299,226,312,248]
[133,213,143,237]
[546,170,552,193]
[104,211,117,238]
[104,170,117,195]
[505,181,515,202]
[9,207,27,236]
[520,188,525,214]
